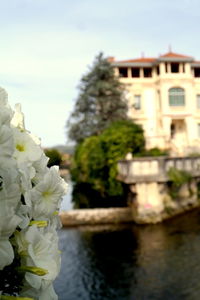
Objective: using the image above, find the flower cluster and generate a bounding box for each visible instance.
[0,88,68,300]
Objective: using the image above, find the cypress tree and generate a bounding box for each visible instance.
[67,52,128,143]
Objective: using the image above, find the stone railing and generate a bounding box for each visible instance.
[117,156,200,183]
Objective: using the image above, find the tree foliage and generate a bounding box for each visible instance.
[71,120,145,203]
[136,147,169,157]
[67,52,128,143]
[44,148,62,167]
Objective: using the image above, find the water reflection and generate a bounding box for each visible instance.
[54,210,200,300]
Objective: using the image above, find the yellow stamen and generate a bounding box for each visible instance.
[42,191,51,197]
[16,144,25,152]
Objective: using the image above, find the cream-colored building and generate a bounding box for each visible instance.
[111,51,200,155]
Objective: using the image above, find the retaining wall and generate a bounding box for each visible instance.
[60,207,133,227]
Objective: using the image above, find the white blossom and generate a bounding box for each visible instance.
[0,124,14,157]
[0,89,67,299]
[11,103,25,130]
[15,225,61,294]
[32,153,49,185]
[31,166,67,219]
[0,239,15,270]
[0,205,21,269]
[13,127,43,163]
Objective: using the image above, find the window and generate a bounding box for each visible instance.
[131,68,140,77]
[197,95,200,109]
[134,95,141,110]
[194,68,200,77]
[171,63,179,73]
[169,88,185,106]
[119,67,128,78]
[143,68,152,78]
[156,66,160,75]
[170,123,175,138]
[198,124,200,138]
[182,63,185,73]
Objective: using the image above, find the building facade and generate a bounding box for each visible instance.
[111,51,200,155]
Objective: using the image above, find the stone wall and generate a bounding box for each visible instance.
[59,194,200,226]
[116,156,200,224]
[60,207,133,227]
[59,186,200,226]
[60,156,200,226]
[128,178,200,224]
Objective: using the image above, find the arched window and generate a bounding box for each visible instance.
[169,88,185,106]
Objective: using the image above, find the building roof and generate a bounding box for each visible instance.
[116,57,156,63]
[159,51,192,59]
[112,57,156,67]
[158,51,194,62]
[112,51,194,67]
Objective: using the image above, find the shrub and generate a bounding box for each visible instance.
[142,147,169,157]
[135,147,169,157]
[71,120,145,202]
[167,167,192,199]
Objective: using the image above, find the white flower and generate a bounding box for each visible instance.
[16,203,31,229]
[0,159,21,209]
[32,153,49,185]
[38,282,58,300]
[0,87,8,106]
[0,205,21,269]
[0,88,13,127]
[11,103,25,130]
[19,282,58,300]
[17,162,36,211]
[0,124,14,157]
[0,106,13,127]
[31,166,68,218]
[18,162,36,193]
[0,238,15,270]
[0,205,21,239]
[0,90,67,299]
[13,127,43,163]
[15,226,61,290]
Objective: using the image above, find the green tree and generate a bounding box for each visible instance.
[45,148,62,167]
[67,52,128,143]
[100,120,145,196]
[71,136,106,191]
[71,120,145,205]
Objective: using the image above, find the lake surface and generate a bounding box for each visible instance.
[54,208,200,300]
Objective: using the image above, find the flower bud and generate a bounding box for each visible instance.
[29,220,48,227]
[0,296,34,300]
[17,266,48,276]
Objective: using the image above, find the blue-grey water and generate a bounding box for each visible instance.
[55,194,200,300]
[60,181,73,211]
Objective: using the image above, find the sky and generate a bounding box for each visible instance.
[1,0,200,148]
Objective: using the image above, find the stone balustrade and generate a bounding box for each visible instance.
[118,156,200,183]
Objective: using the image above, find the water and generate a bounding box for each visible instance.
[60,181,74,211]
[54,209,200,300]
